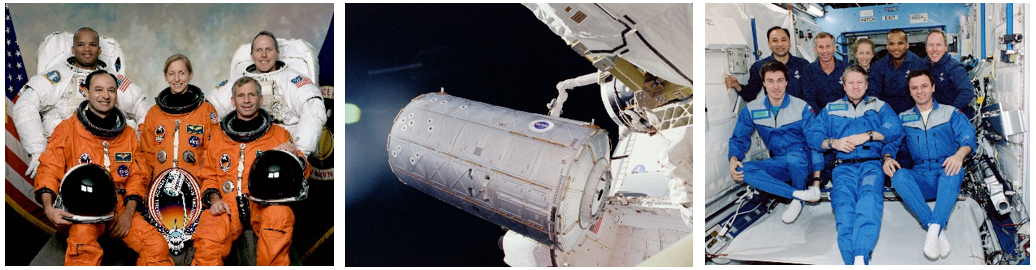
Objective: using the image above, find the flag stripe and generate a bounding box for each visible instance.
[6,113,21,141]
[6,126,29,163]
[5,157,34,200]
[5,179,39,211]
[7,4,54,233]
[6,191,54,233]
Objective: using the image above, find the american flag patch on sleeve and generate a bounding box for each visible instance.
[116,74,131,92]
[291,75,313,88]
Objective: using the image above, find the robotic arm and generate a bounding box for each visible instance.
[548,71,600,117]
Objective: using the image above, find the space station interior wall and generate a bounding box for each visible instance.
[977,3,1029,216]
[523,3,692,86]
[701,48,742,216]
[793,15,821,61]
[819,4,971,60]
[707,4,799,62]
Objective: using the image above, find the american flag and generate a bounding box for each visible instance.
[291,74,313,88]
[5,4,55,233]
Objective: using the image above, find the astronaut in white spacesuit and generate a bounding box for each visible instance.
[12,27,148,178]
[207,31,326,155]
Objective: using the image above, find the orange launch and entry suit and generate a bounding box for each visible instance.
[133,85,220,187]
[191,110,310,266]
[33,103,174,266]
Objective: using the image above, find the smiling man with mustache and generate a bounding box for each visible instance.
[12,27,149,180]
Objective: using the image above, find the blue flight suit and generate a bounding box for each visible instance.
[809,96,903,265]
[737,55,811,102]
[730,93,821,200]
[868,51,928,114]
[926,54,976,119]
[887,102,976,229]
[802,58,850,114]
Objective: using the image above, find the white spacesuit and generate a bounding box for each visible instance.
[207,61,326,156]
[12,57,148,178]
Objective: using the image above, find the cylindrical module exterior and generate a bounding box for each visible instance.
[388,93,611,251]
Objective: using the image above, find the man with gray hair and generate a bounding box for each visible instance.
[194,75,310,266]
[809,65,903,265]
[12,27,149,178]
[207,30,326,156]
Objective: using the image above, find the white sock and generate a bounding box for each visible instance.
[782,200,803,223]
[939,227,951,258]
[924,224,941,259]
[792,185,821,202]
[854,255,865,265]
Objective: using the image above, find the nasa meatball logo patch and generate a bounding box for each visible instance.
[528,120,555,133]
[189,136,201,148]
[631,164,647,174]
[210,112,218,124]
[117,165,130,177]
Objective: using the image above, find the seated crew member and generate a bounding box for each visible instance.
[206,31,326,156]
[724,26,810,102]
[729,60,821,224]
[133,54,219,188]
[13,27,148,179]
[192,76,310,266]
[883,69,975,260]
[808,65,903,265]
[33,70,173,266]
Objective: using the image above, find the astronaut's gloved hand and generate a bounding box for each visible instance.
[25,153,41,179]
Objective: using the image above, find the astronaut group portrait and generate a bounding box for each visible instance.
[704,3,1030,265]
[5,3,330,266]
[4,2,1032,267]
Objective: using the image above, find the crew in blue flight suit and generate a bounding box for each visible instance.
[924,29,976,120]
[869,28,928,171]
[802,32,850,113]
[729,60,821,224]
[809,65,903,265]
[802,32,851,190]
[725,26,810,102]
[868,28,928,114]
[883,69,976,260]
